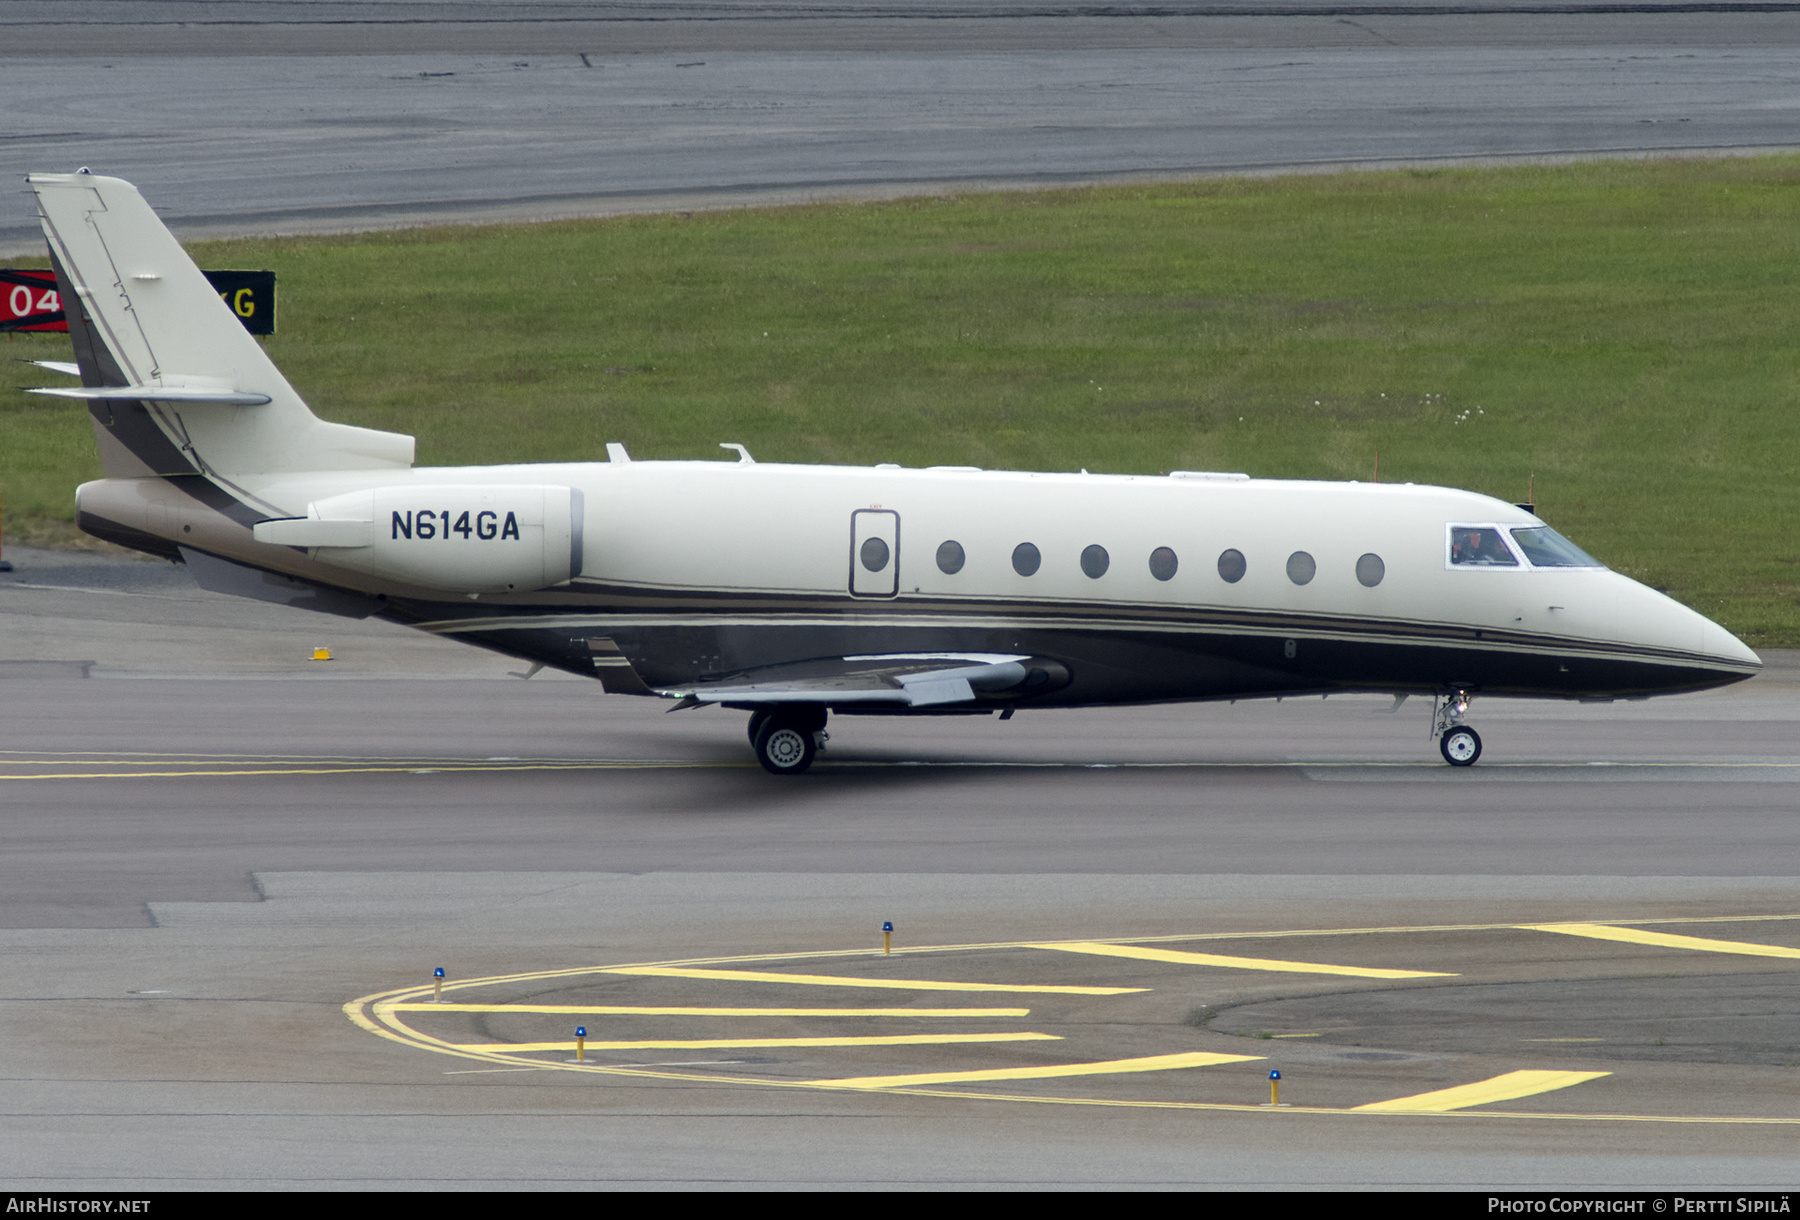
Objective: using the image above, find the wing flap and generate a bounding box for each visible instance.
[657,653,1049,708]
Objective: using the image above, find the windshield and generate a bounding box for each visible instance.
[1509,526,1604,569]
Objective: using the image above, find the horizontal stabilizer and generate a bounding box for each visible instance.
[29,384,272,405]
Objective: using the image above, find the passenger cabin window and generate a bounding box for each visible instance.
[1510,527,1604,569]
[1216,549,1245,583]
[936,540,966,574]
[1149,547,1178,582]
[1012,542,1042,577]
[1448,526,1519,567]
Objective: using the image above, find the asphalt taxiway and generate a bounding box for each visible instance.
[0,546,1796,1188]
[5,2,1800,251]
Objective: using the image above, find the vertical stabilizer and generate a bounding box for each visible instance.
[29,172,413,476]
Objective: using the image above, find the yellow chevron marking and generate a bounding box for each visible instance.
[452,1032,1059,1052]
[1524,923,1800,960]
[1034,941,1454,979]
[1354,1070,1611,1112]
[601,966,1144,995]
[813,1051,1262,1090]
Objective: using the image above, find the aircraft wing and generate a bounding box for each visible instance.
[657,652,1043,708]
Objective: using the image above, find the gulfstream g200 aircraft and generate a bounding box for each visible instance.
[24,172,1761,773]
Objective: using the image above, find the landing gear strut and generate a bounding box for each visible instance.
[1433,689,1481,766]
[750,705,828,775]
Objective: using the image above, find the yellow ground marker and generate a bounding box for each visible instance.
[1034,941,1455,980]
[450,1032,1061,1053]
[1353,1070,1611,1113]
[387,1004,1031,1017]
[812,1050,1263,1090]
[601,966,1145,995]
[1524,923,1800,960]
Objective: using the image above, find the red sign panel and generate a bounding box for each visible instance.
[0,270,62,333]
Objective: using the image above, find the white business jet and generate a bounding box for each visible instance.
[22,172,1760,773]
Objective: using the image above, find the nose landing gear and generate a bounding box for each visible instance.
[750,705,828,775]
[1433,689,1482,766]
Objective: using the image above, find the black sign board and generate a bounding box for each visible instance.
[1,269,276,335]
[203,270,277,335]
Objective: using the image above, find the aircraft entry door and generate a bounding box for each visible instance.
[849,510,900,598]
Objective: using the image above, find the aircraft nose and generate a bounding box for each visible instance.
[1612,573,1760,689]
[1698,615,1761,671]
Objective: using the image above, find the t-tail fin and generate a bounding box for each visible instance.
[27,171,413,477]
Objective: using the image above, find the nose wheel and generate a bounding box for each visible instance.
[1433,688,1481,767]
[1439,724,1482,766]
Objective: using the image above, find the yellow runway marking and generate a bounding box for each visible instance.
[345,911,1800,1126]
[1353,1070,1612,1112]
[601,966,1145,995]
[813,1050,1262,1089]
[1034,941,1455,979]
[386,1004,1032,1017]
[20,754,1800,781]
[450,1032,1061,1052]
[1524,922,1800,960]
[0,761,738,780]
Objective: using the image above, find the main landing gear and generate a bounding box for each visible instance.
[747,705,828,775]
[1433,689,1481,767]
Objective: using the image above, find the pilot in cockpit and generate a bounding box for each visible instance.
[1450,527,1517,566]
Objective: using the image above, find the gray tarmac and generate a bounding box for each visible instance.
[5,3,1800,252]
[0,546,1797,1188]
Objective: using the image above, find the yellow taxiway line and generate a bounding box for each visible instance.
[449,1032,1061,1052]
[0,761,736,780]
[1034,941,1455,979]
[812,1051,1263,1090]
[1523,922,1800,960]
[19,756,1800,781]
[385,1004,1032,1017]
[1352,1070,1613,1113]
[601,965,1145,995]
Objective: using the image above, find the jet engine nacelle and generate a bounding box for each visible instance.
[254,484,584,593]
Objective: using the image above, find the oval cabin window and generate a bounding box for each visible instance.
[1286,551,1316,585]
[1217,549,1246,583]
[1080,544,1110,579]
[1149,547,1178,582]
[936,540,966,575]
[1356,552,1385,587]
[1012,542,1042,577]
[860,536,891,573]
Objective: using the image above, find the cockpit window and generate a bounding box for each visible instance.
[1448,526,1519,567]
[1509,526,1604,569]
